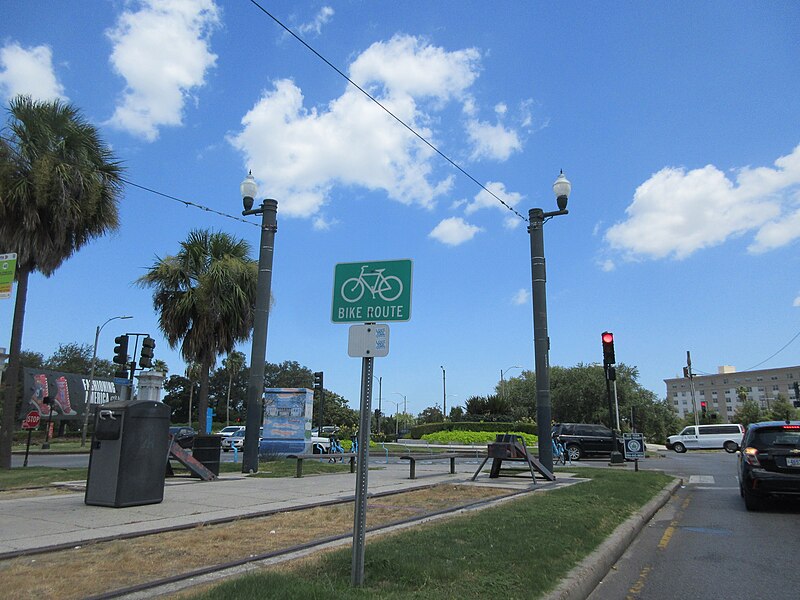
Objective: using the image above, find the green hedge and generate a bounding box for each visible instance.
[421,430,538,446]
[409,421,537,439]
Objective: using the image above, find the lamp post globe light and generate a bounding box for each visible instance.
[240,172,278,474]
[528,171,570,474]
[81,315,132,446]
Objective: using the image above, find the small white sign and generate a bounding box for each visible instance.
[348,324,390,358]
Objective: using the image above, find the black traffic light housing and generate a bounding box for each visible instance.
[113,335,129,378]
[313,371,323,392]
[701,401,708,415]
[139,336,156,368]
[601,331,615,365]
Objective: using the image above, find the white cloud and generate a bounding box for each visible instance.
[465,181,524,215]
[106,0,220,141]
[230,35,486,218]
[512,288,530,305]
[605,144,800,260]
[429,217,482,246]
[794,294,800,308]
[348,34,480,102]
[466,118,521,161]
[299,6,334,35]
[598,259,616,272]
[0,42,66,101]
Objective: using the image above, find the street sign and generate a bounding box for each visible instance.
[332,259,412,323]
[22,410,40,430]
[348,324,390,357]
[623,433,645,460]
[0,253,17,300]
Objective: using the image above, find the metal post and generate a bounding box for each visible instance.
[606,366,624,464]
[613,379,620,430]
[81,316,132,446]
[352,356,374,586]
[528,208,553,473]
[242,199,278,474]
[440,365,446,420]
[687,351,699,428]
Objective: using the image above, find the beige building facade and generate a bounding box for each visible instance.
[664,365,800,422]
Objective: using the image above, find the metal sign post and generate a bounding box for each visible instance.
[351,355,374,586]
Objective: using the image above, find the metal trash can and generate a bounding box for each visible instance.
[192,434,222,476]
[85,399,171,508]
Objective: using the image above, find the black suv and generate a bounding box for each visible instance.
[552,423,634,461]
[738,420,800,511]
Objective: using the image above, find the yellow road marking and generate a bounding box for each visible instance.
[626,565,652,599]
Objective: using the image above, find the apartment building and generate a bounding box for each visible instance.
[664,364,800,422]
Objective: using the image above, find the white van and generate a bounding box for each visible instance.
[666,424,744,453]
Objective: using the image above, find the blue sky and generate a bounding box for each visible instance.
[2,1,799,418]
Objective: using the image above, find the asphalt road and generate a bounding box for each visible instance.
[588,451,800,599]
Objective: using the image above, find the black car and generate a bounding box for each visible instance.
[552,422,639,461]
[738,420,800,511]
[169,426,196,449]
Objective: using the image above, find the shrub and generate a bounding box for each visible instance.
[409,421,537,439]
[421,430,538,447]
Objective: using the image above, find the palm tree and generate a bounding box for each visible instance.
[223,350,246,426]
[137,230,257,434]
[0,95,123,468]
[185,362,201,428]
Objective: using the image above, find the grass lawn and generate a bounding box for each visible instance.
[188,467,673,600]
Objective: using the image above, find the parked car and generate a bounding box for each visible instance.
[666,423,744,453]
[737,420,800,511]
[221,427,263,451]
[216,425,245,437]
[169,426,196,449]
[552,423,641,461]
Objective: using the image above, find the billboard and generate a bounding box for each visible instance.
[259,388,313,456]
[22,367,121,421]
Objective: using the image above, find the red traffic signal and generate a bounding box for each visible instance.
[701,401,708,415]
[601,331,615,365]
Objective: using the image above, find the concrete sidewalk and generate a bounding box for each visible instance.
[0,458,551,556]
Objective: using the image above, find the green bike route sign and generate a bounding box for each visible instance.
[331,259,413,323]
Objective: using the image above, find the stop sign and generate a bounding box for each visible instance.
[22,410,40,430]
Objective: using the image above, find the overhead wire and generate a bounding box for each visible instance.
[247,0,528,223]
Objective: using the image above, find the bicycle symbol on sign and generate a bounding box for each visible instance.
[341,265,403,303]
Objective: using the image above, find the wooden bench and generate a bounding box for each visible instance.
[286,452,357,478]
[399,452,484,480]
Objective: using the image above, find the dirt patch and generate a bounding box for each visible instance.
[0,484,513,600]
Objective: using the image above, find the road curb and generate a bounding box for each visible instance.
[542,477,682,600]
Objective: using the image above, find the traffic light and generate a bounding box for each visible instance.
[139,336,156,368]
[313,371,323,392]
[701,401,707,415]
[683,366,690,378]
[113,335,129,365]
[601,331,615,365]
[113,335,129,379]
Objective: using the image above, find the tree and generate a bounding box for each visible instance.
[137,230,258,434]
[151,359,169,375]
[733,399,763,428]
[768,394,797,421]
[222,351,246,426]
[417,406,444,424]
[0,95,123,468]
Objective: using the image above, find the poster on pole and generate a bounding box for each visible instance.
[0,253,17,299]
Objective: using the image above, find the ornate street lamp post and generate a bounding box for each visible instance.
[529,171,570,474]
[240,172,278,474]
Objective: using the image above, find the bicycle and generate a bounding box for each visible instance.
[328,436,345,462]
[552,436,568,466]
[341,265,403,303]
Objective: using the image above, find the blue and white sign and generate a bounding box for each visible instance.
[623,433,645,459]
